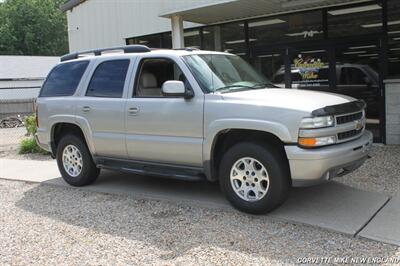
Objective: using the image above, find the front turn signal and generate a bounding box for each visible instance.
[298,136,336,148]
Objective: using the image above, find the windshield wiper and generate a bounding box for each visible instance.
[214,85,255,93]
[251,82,278,88]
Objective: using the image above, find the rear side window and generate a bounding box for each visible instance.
[86,59,130,98]
[40,61,89,97]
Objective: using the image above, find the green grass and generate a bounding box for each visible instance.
[18,138,49,155]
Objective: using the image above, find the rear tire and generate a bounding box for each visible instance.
[56,134,100,186]
[219,141,290,214]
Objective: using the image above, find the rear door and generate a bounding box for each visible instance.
[76,58,133,158]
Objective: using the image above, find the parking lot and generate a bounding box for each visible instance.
[0,178,398,266]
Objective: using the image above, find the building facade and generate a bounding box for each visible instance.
[62,0,400,143]
[0,56,59,119]
[0,56,59,100]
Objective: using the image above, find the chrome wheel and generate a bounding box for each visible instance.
[62,144,83,177]
[230,157,270,202]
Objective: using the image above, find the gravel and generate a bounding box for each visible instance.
[0,127,52,161]
[337,144,400,196]
[0,179,399,265]
[0,127,26,147]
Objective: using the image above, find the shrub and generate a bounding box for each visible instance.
[24,114,37,136]
[18,138,49,155]
[18,114,49,155]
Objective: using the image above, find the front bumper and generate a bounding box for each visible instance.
[285,130,373,187]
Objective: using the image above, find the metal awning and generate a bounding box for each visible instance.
[61,0,87,12]
[160,0,371,24]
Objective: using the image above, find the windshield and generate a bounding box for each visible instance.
[183,54,275,93]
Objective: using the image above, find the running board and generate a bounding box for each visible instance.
[95,157,206,182]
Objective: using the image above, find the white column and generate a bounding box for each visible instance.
[171,15,184,49]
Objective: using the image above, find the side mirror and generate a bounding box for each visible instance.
[162,80,194,99]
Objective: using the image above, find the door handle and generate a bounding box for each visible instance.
[128,107,139,115]
[82,106,91,113]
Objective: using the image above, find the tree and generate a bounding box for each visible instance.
[0,0,68,56]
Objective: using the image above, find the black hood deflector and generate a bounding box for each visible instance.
[311,100,366,116]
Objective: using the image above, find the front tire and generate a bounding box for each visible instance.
[219,142,290,214]
[56,134,100,186]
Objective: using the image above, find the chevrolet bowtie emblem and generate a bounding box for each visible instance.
[355,120,364,131]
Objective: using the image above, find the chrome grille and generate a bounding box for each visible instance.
[336,112,363,125]
[337,129,363,140]
[334,110,365,143]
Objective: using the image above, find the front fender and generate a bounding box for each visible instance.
[203,119,293,180]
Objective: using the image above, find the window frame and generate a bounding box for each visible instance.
[133,57,192,98]
[85,59,131,98]
[39,60,89,97]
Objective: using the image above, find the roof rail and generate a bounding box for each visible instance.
[60,45,151,62]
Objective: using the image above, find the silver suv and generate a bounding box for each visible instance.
[35,45,372,214]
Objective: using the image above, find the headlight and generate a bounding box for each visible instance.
[300,116,334,129]
[298,136,337,148]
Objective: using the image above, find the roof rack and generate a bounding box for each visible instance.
[60,45,151,62]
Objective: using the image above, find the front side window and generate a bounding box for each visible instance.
[135,58,188,97]
[40,61,89,97]
[86,60,130,98]
[184,54,273,93]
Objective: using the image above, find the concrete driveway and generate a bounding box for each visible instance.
[0,158,399,247]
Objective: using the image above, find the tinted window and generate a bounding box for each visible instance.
[40,61,89,97]
[86,60,130,98]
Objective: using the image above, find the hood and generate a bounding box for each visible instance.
[220,88,355,113]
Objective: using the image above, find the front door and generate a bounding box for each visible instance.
[125,57,204,167]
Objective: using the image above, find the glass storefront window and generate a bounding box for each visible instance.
[328,3,383,38]
[249,11,323,49]
[127,33,172,49]
[202,26,219,51]
[252,53,284,87]
[161,33,172,49]
[388,0,400,77]
[335,43,381,138]
[184,29,201,48]
[219,23,247,58]
[126,34,162,48]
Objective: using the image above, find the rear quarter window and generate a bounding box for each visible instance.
[39,61,89,97]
